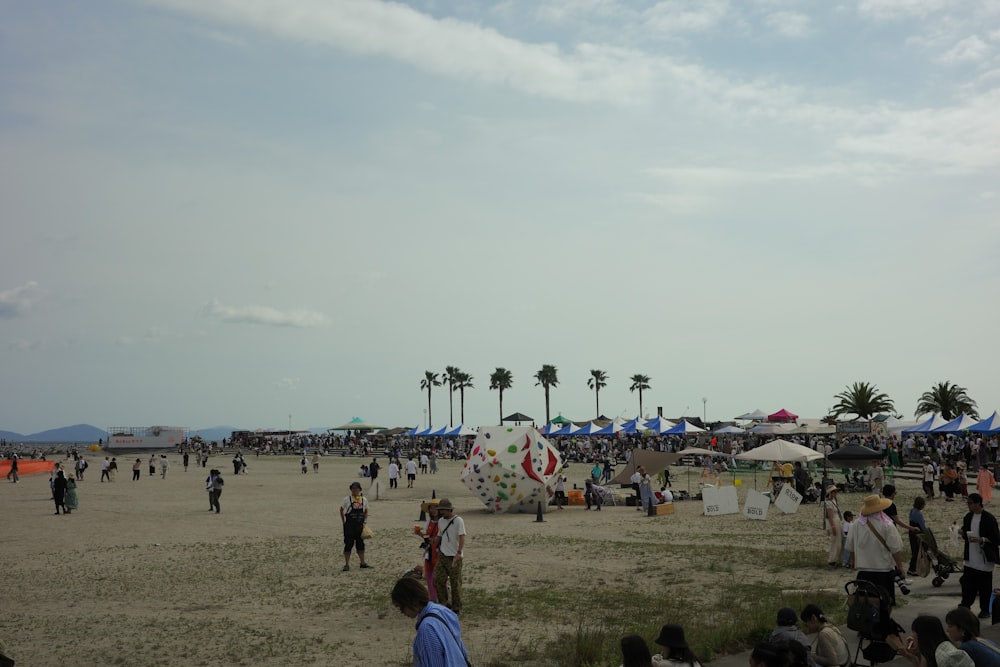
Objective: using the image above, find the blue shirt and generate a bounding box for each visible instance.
[413,602,468,667]
[961,639,1000,667]
[909,508,927,533]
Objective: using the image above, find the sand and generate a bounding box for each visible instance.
[0,454,968,666]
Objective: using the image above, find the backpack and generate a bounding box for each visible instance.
[847,593,880,636]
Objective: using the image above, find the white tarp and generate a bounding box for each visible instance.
[733,438,823,462]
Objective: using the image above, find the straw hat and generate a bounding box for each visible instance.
[437,498,454,511]
[860,494,892,516]
[825,484,838,495]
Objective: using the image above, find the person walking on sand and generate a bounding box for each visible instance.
[159,454,169,479]
[960,493,999,619]
[433,498,465,614]
[100,457,111,482]
[368,457,381,499]
[209,469,224,513]
[340,481,371,571]
[311,451,320,473]
[405,456,418,489]
[824,485,843,567]
[978,466,995,504]
[148,454,157,477]
[52,469,68,515]
[388,459,399,489]
[6,455,17,483]
[109,457,118,481]
[65,472,78,514]
[132,458,141,481]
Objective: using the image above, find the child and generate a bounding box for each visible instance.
[841,511,855,567]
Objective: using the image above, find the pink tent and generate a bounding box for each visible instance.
[767,408,798,423]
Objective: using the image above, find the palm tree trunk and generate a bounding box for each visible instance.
[595,389,599,420]
[638,389,643,419]
[498,390,504,426]
[460,389,465,424]
[448,383,454,426]
[427,389,432,427]
[544,387,551,424]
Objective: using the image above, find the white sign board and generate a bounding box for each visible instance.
[702,485,739,516]
[774,484,803,514]
[743,489,770,521]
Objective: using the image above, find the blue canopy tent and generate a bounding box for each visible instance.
[573,422,606,436]
[643,417,677,434]
[552,422,583,437]
[932,414,981,433]
[663,419,707,436]
[593,421,624,436]
[902,414,950,434]
[970,411,1000,435]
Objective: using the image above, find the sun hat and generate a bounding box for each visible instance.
[349,481,362,490]
[825,484,837,495]
[654,624,689,649]
[860,494,892,516]
[437,498,454,510]
[777,607,798,626]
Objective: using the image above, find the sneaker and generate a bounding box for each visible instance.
[342,565,350,572]
[906,571,919,577]
[360,563,372,569]
[902,579,914,586]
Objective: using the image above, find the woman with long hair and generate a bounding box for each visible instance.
[652,625,701,667]
[620,634,653,667]
[906,615,974,667]
[801,604,850,667]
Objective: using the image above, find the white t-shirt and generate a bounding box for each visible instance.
[437,515,466,557]
[405,460,418,475]
[388,463,399,479]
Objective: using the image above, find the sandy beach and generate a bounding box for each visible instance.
[0,453,976,666]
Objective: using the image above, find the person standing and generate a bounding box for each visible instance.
[5,455,17,483]
[209,469,224,513]
[148,454,157,477]
[340,481,371,571]
[100,457,111,482]
[405,457,418,489]
[299,454,308,474]
[420,502,441,601]
[52,469,68,515]
[420,452,429,474]
[554,472,567,510]
[960,493,1000,619]
[311,451,320,473]
[906,497,928,577]
[868,459,885,495]
[433,498,465,614]
[109,457,118,481]
[978,466,996,504]
[132,458,141,481]
[75,455,86,481]
[845,495,904,606]
[631,467,642,510]
[65,473,79,514]
[638,466,653,511]
[922,457,937,499]
[368,457,381,499]
[182,451,189,472]
[159,454,169,479]
[824,485,843,567]
[387,460,400,489]
[391,575,470,667]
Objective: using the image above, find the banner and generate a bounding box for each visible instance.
[702,485,739,516]
[774,484,803,514]
[743,489,770,520]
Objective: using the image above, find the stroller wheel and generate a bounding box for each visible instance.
[941,572,950,580]
[933,577,944,587]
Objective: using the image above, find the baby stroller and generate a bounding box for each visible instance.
[845,579,905,667]
[918,528,962,587]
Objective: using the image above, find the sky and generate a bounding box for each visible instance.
[1,0,999,435]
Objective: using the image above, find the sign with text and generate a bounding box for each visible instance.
[743,489,770,521]
[702,485,739,516]
[774,484,803,514]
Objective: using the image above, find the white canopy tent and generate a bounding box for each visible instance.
[734,438,823,462]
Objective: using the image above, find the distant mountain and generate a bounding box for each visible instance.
[188,425,242,442]
[3,424,110,443]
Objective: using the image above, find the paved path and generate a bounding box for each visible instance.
[707,571,1000,667]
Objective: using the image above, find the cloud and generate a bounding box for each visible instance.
[0,281,41,318]
[939,35,991,63]
[204,300,325,328]
[139,0,656,105]
[276,377,300,390]
[641,0,730,33]
[763,11,811,38]
[857,0,953,21]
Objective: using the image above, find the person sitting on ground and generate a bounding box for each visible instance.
[620,634,653,667]
[770,607,811,655]
[945,607,1000,667]
[800,604,850,667]
[651,624,701,667]
[904,615,975,667]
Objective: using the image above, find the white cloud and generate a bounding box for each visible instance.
[939,35,991,63]
[642,0,730,33]
[276,377,300,390]
[764,11,811,38]
[204,300,325,328]
[0,281,41,318]
[140,0,655,105]
[857,0,954,21]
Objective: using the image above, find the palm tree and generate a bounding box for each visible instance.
[587,370,608,420]
[534,364,559,424]
[831,381,895,419]
[444,366,460,426]
[916,381,979,420]
[629,374,651,418]
[455,371,474,424]
[420,371,441,426]
[489,368,513,425]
